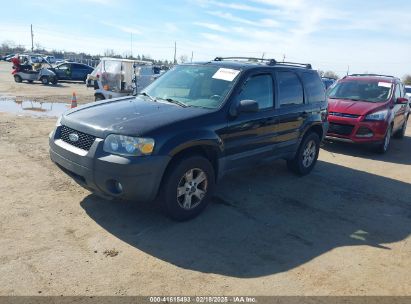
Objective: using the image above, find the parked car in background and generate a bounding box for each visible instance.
[326,74,410,153]
[52,62,94,82]
[405,85,411,99]
[1,54,14,61]
[54,59,67,65]
[49,57,328,220]
[4,54,15,62]
[13,61,58,85]
[18,54,45,65]
[43,56,56,64]
[322,77,336,90]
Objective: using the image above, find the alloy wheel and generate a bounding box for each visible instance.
[302,140,316,168]
[176,168,208,210]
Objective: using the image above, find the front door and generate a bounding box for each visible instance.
[55,64,71,80]
[220,72,278,170]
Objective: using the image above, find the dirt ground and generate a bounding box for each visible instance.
[0,61,410,296]
[0,62,94,104]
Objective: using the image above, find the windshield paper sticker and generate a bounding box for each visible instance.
[378,82,392,88]
[212,68,240,82]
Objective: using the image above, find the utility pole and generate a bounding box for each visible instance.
[261,52,265,59]
[130,33,133,58]
[173,41,177,64]
[347,65,350,75]
[191,51,193,63]
[282,54,286,62]
[31,24,34,52]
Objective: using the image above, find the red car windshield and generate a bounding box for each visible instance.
[328,79,393,103]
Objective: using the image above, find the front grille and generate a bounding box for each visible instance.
[60,125,96,151]
[329,112,360,119]
[328,123,355,136]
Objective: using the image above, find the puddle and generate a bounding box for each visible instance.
[0,99,71,118]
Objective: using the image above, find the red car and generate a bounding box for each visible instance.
[326,74,410,153]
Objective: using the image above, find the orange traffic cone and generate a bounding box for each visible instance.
[71,92,77,108]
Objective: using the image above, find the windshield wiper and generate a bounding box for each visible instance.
[158,97,189,108]
[138,92,157,102]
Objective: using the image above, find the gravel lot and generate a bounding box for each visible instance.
[0,61,410,296]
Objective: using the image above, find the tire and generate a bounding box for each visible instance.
[14,75,22,83]
[41,76,49,85]
[50,76,58,85]
[376,125,392,154]
[95,94,105,101]
[160,156,215,221]
[287,132,320,176]
[393,116,408,139]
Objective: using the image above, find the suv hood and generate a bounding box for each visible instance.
[328,98,387,116]
[61,96,211,138]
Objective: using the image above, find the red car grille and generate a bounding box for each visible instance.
[328,123,355,136]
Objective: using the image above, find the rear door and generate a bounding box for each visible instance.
[71,64,87,80]
[220,71,278,170]
[274,70,308,150]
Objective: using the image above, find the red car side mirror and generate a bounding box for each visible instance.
[396,97,409,104]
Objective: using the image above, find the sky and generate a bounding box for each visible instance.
[0,0,410,77]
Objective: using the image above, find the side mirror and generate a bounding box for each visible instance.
[239,99,259,112]
[229,99,259,117]
[396,97,409,104]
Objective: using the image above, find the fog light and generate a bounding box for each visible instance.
[356,127,374,138]
[106,179,123,194]
[115,181,123,193]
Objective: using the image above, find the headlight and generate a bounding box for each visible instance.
[103,134,155,156]
[365,109,388,121]
[56,115,62,126]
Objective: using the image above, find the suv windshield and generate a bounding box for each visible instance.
[328,79,393,103]
[142,65,240,109]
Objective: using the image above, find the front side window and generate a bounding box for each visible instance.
[238,74,273,110]
[328,79,393,103]
[143,65,241,109]
[277,72,304,106]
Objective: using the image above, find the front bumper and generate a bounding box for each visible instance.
[326,115,388,144]
[49,126,170,202]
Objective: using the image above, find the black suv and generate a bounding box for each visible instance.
[49,57,328,220]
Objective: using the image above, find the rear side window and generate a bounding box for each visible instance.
[301,72,326,103]
[73,64,85,69]
[238,74,273,110]
[277,72,304,106]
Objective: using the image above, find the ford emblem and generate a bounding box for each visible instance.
[68,133,79,142]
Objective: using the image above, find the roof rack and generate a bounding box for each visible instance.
[348,73,397,78]
[213,57,312,69]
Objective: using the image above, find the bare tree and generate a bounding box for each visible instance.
[104,49,115,57]
[402,74,411,85]
[323,71,339,79]
[179,54,188,64]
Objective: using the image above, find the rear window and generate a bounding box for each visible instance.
[277,71,304,106]
[302,72,326,103]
